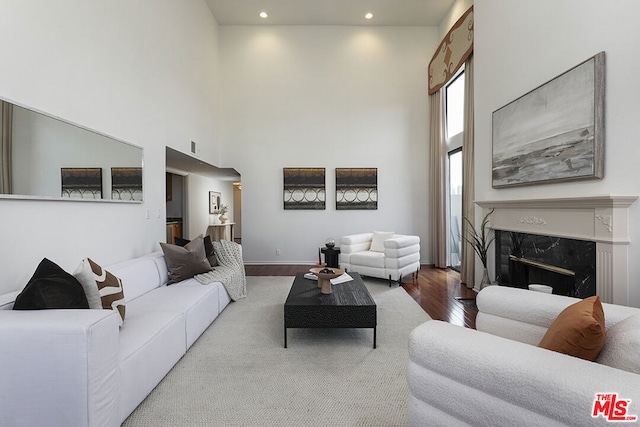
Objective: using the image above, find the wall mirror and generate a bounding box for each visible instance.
[0,98,143,202]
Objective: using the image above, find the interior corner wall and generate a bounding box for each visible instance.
[474,0,640,307]
[219,26,437,265]
[0,0,220,294]
[185,174,234,240]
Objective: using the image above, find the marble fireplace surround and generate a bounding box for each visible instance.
[476,195,637,305]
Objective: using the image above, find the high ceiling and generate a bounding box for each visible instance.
[170,1,456,180]
[206,0,456,26]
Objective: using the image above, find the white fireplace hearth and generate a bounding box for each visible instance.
[476,195,638,305]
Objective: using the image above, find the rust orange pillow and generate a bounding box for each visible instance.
[538,296,606,361]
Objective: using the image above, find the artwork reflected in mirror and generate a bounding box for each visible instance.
[111,167,142,201]
[0,98,143,202]
[61,168,102,199]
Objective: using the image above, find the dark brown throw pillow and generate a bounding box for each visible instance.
[203,235,218,267]
[160,235,213,284]
[13,258,89,310]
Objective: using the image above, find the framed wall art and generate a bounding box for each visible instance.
[111,167,142,201]
[209,191,221,214]
[283,167,325,210]
[492,51,605,188]
[335,168,377,210]
[61,167,103,199]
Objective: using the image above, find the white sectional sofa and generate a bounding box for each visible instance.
[339,232,420,286]
[0,251,234,427]
[407,286,640,426]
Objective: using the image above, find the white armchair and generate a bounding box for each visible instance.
[407,286,640,426]
[339,231,420,286]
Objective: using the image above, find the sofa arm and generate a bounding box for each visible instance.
[476,285,588,345]
[340,233,373,253]
[383,236,420,260]
[384,235,419,249]
[0,309,121,427]
[408,321,640,427]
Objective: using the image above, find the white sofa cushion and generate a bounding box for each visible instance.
[350,251,385,268]
[107,257,162,303]
[118,308,185,423]
[127,280,223,349]
[148,251,169,285]
[370,231,394,252]
[597,314,640,374]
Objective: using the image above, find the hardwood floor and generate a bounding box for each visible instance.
[244,264,477,329]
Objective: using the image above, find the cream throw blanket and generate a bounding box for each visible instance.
[195,240,246,301]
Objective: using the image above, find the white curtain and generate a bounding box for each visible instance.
[0,101,12,194]
[460,55,475,287]
[429,89,448,268]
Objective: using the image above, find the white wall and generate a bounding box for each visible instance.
[219,26,437,264]
[184,174,234,239]
[0,0,220,294]
[438,0,474,42]
[475,0,640,306]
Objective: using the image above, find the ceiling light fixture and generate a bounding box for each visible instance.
[365,12,373,20]
[259,11,269,19]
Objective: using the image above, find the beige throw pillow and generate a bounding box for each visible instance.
[73,259,104,309]
[370,231,394,252]
[86,258,126,326]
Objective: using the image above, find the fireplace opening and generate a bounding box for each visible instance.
[509,255,575,296]
[495,231,595,298]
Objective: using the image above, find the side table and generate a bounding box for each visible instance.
[321,246,340,268]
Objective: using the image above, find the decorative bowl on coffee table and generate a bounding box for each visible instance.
[309,267,344,294]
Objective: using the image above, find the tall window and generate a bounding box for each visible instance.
[448,148,463,270]
[446,71,465,138]
[446,70,465,271]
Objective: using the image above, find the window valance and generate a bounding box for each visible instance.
[428,6,474,95]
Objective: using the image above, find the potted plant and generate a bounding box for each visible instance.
[217,204,229,224]
[463,208,495,290]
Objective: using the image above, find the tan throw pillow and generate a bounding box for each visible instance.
[87,258,126,326]
[160,235,213,284]
[538,296,606,361]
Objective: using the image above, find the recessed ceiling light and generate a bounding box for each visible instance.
[365,12,373,20]
[259,11,269,19]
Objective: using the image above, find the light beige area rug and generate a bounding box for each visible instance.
[123,276,430,426]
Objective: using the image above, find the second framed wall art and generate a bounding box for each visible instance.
[335,168,377,210]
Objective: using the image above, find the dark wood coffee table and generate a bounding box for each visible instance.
[283,272,377,348]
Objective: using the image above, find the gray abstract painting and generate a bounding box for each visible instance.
[492,52,604,188]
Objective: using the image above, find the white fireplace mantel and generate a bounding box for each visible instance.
[475,195,638,305]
